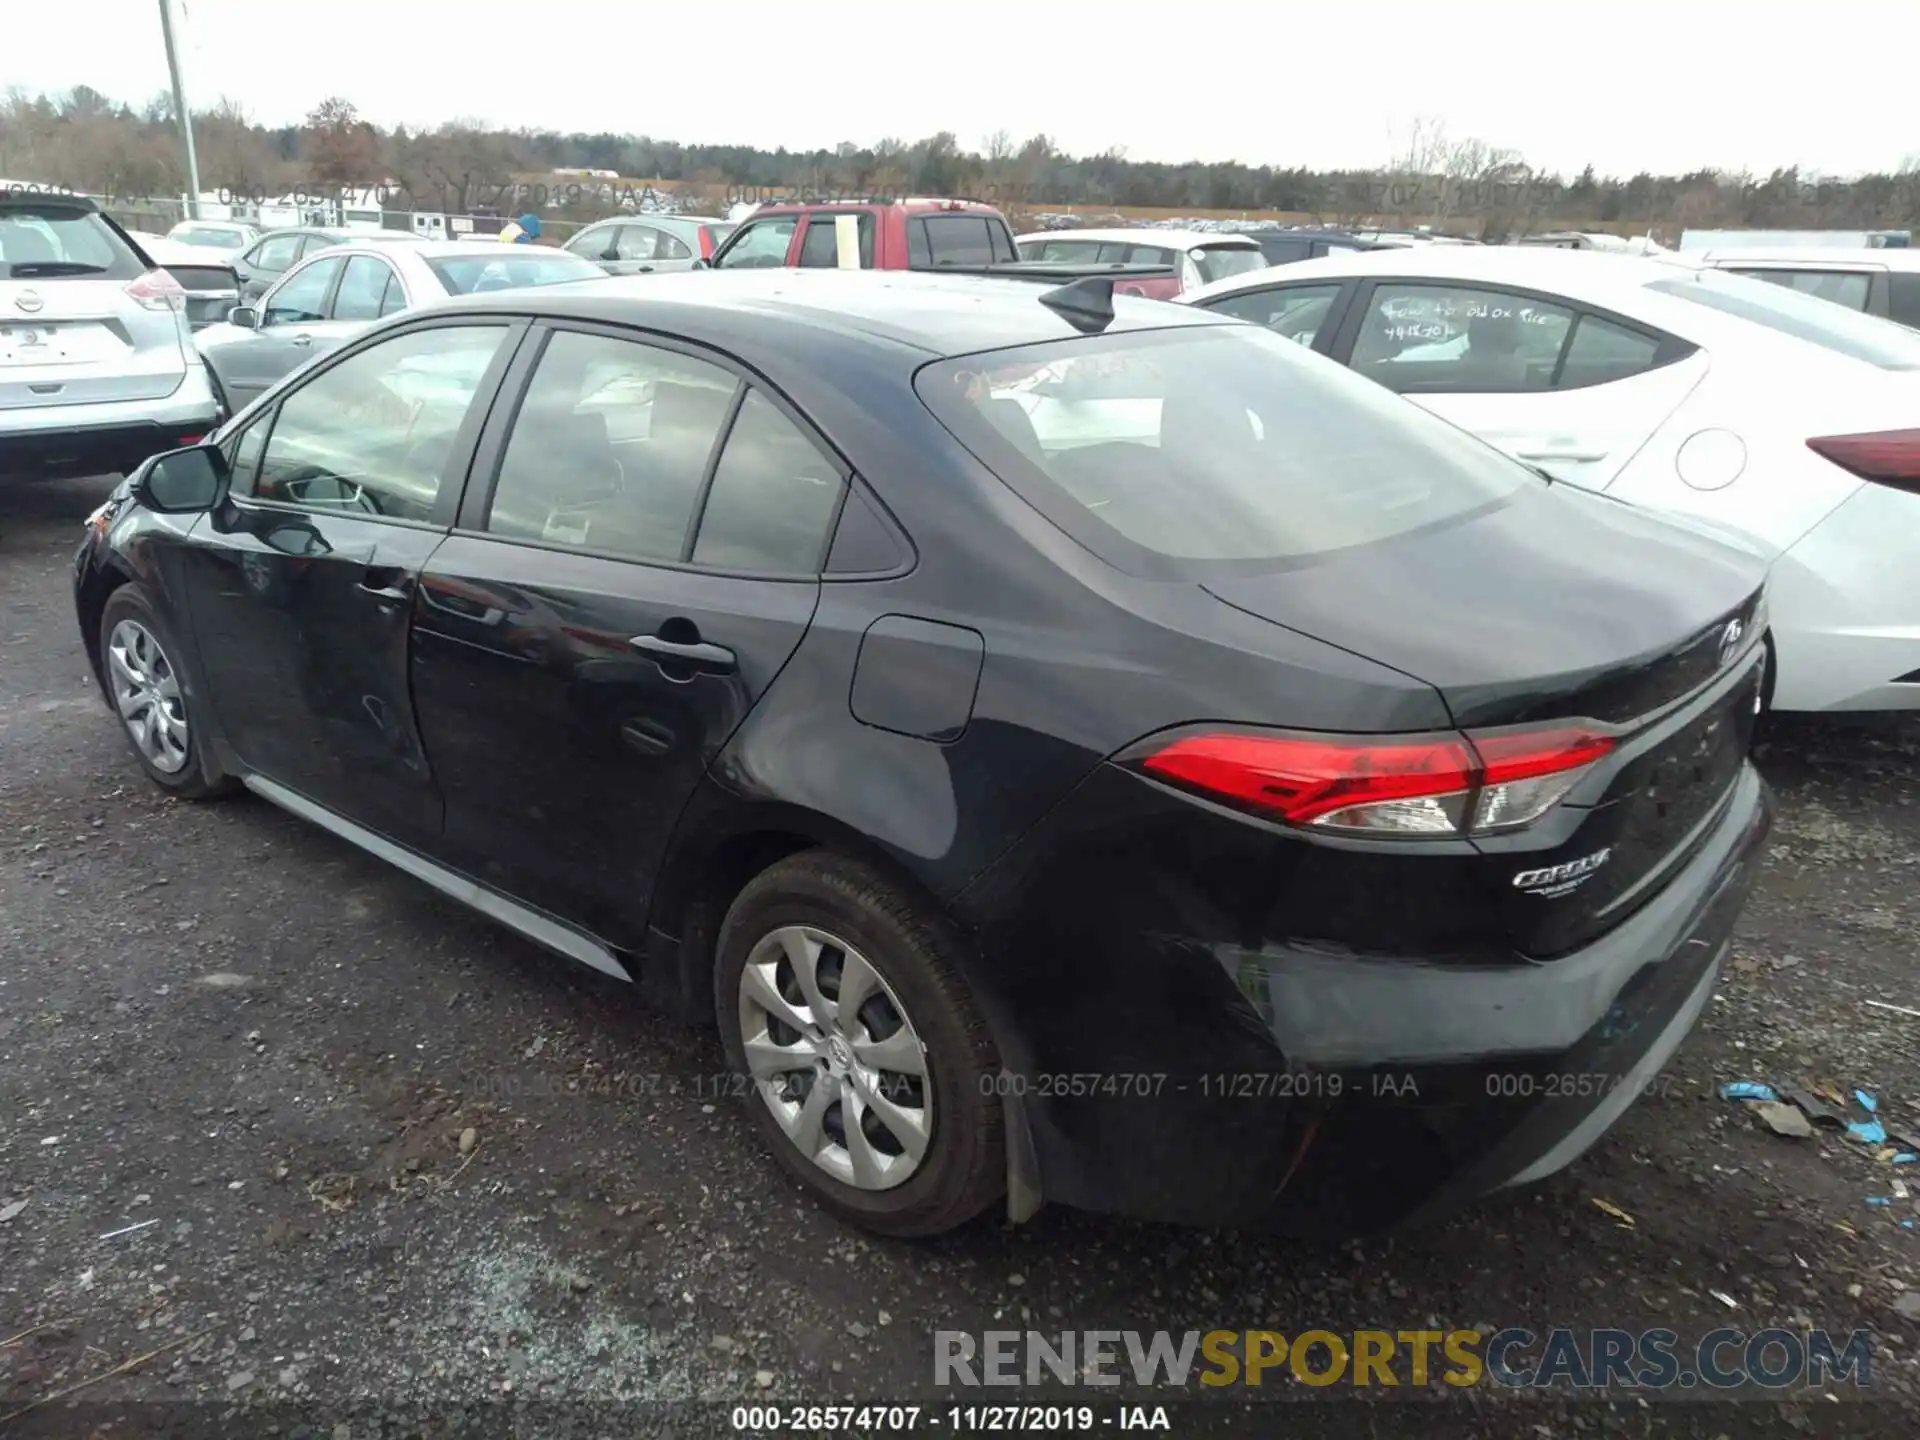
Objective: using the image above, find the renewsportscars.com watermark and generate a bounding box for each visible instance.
[935,1327,1877,1391]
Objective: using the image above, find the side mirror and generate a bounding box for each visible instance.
[691,258,711,271]
[134,444,231,515]
[600,248,620,262]
[229,305,259,329]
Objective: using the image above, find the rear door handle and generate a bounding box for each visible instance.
[629,633,736,674]
[358,564,411,603]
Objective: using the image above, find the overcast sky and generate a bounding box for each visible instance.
[8,0,1916,180]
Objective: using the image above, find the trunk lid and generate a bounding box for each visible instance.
[0,277,188,409]
[1205,479,1768,956]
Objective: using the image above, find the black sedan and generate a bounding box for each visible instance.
[72,268,1773,1238]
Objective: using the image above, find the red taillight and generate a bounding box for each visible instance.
[1134,725,1616,838]
[1807,429,1920,493]
[125,268,187,313]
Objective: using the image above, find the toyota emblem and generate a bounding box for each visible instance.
[14,290,44,314]
[1718,618,1745,668]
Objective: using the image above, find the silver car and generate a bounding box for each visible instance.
[196,239,605,413]
[165,219,262,256]
[561,214,736,275]
[2,192,221,480]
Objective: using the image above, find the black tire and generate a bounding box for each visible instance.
[97,583,234,801]
[714,850,1005,1238]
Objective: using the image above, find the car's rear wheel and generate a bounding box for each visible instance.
[98,584,231,800]
[714,851,1005,1237]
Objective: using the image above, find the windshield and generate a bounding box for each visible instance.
[1646,269,1920,370]
[0,204,144,279]
[916,324,1534,576]
[423,251,604,294]
[1190,245,1267,284]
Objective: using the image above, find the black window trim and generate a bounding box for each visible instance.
[455,316,856,581]
[225,313,531,532]
[795,210,876,270]
[1324,277,1696,393]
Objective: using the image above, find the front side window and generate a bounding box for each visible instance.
[917,324,1533,574]
[250,234,301,272]
[1349,283,1575,392]
[487,330,739,562]
[263,257,342,326]
[1647,269,1920,370]
[1203,283,1344,348]
[566,225,619,258]
[253,325,508,520]
[714,218,797,268]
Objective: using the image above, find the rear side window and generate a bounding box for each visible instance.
[1726,267,1872,312]
[1350,283,1575,393]
[1646,270,1920,370]
[250,234,302,272]
[1557,314,1662,387]
[690,389,845,572]
[1890,272,1920,330]
[0,203,145,280]
[915,216,1007,267]
[917,324,1533,575]
[797,214,875,269]
[331,256,396,321]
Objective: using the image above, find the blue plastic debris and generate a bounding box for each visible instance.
[1855,1090,1879,1114]
[1866,1196,1892,1207]
[1904,1220,1916,1230]
[1894,1153,1918,1165]
[1849,1120,1888,1145]
[1721,1082,1779,1102]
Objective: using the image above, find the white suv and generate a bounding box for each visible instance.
[2,192,221,480]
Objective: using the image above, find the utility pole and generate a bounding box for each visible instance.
[157,0,202,220]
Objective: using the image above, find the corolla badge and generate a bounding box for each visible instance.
[14,290,44,314]
[1718,617,1745,668]
[1513,847,1612,897]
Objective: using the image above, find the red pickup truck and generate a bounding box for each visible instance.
[706,198,1180,298]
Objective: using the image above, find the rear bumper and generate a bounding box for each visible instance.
[0,366,219,479]
[959,762,1772,1232]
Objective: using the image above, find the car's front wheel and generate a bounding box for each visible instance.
[714,851,1005,1237]
[98,584,231,800]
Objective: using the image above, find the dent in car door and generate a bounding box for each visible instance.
[1330,278,1707,491]
[409,324,840,946]
[179,320,524,849]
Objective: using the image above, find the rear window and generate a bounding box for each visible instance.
[0,203,145,280]
[1645,269,1920,370]
[423,251,604,294]
[916,324,1533,577]
[174,227,248,249]
[1190,245,1266,284]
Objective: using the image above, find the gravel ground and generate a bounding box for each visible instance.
[3,474,1918,1439]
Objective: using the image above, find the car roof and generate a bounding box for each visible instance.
[425,267,1232,358]
[1696,246,1920,269]
[1017,228,1260,250]
[746,198,1002,216]
[1179,243,1712,309]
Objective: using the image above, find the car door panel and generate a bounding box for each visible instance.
[410,541,818,945]
[216,256,346,404]
[178,319,524,849]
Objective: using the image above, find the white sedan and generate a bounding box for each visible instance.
[1179,246,1920,714]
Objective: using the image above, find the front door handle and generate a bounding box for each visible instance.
[291,332,313,348]
[629,632,736,675]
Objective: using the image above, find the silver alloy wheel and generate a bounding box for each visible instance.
[737,924,933,1191]
[107,618,190,775]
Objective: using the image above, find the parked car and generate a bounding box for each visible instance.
[562,215,736,275]
[165,219,261,255]
[710,198,1019,271]
[1014,228,1265,297]
[1179,245,1920,713]
[1689,247,1920,330]
[195,239,604,414]
[233,226,429,303]
[1,192,220,481]
[76,267,1771,1239]
[1245,228,1384,266]
[125,233,243,331]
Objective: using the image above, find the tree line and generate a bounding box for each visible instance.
[4,86,1917,239]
